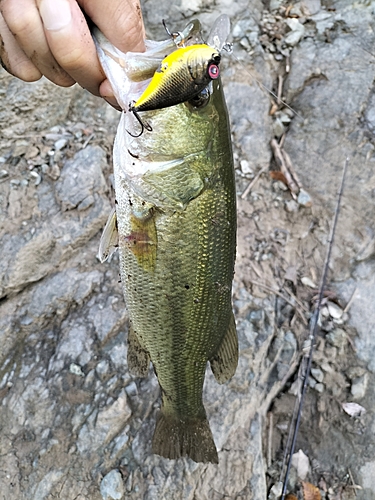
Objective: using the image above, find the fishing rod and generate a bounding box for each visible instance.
[280,157,348,498]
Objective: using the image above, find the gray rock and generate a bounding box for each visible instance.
[351,374,368,400]
[0,73,73,136]
[55,146,108,211]
[314,383,324,393]
[336,274,375,372]
[301,0,321,15]
[285,199,299,212]
[100,470,125,500]
[225,79,273,172]
[0,146,110,299]
[311,367,324,383]
[326,328,347,349]
[33,470,65,500]
[297,188,312,206]
[54,138,68,151]
[284,19,305,46]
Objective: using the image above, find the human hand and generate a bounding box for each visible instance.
[0,0,145,108]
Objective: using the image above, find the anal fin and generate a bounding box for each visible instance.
[127,325,150,377]
[210,311,238,384]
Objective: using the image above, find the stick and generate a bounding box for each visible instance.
[241,166,268,199]
[268,412,273,468]
[277,75,283,106]
[249,280,308,325]
[348,468,358,497]
[343,286,357,313]
[270,139,299,195]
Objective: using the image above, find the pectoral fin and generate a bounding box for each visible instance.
[98,207,118,263]
[127,325,150,377]
[210,311,238,384]
[123,211,157,272]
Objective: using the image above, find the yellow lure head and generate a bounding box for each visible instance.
[132,44,221,113]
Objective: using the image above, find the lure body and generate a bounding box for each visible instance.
[132,44,221,112]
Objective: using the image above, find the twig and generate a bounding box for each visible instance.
[348,468,359,497]
[249,280,308,325]
[280,157,348,499]
[268,412,273,468]
[241,166,268,199]
[263,355,300,410]
[277,75,284,106]
[343,286,357,313]
[82,133,95,149]
[270,139,299,195]
[283,287,309,314]
[282,148,303,191]
[249,260,264,279]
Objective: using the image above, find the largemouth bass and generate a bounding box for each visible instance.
[96,16,237,464]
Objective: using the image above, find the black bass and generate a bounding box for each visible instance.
[96,16,237,464]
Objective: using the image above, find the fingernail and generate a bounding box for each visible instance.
[103,96,122,111]
[39,0,71,31]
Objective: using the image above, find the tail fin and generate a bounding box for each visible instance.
[152,410,218,464]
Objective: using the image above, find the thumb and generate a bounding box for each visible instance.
[77,0,146,53]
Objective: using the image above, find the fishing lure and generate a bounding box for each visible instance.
[132,44,221,112]
[128,44,221,136]
[126,15,232,136]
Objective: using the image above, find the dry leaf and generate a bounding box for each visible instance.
[302,481,321,500]
[285,495,298,500]
[270,170,288,184]
[284,266,298,286]
[342,402,366,417]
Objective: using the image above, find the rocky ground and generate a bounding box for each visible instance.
[1,0,375,499]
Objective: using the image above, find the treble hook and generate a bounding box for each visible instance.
[162,19,173,38]
[126,103,153,138]
[162,19,184,46]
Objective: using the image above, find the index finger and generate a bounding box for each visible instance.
[38,0,105,96]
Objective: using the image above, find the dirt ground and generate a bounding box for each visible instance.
[1,0,375,499]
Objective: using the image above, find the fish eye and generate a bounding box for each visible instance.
[187,87,211,109]
[207,63,220,80]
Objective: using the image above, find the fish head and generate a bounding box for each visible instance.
[130,81,221,161]
[94,18,231,181]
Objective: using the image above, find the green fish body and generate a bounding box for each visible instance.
[96,18,237,464]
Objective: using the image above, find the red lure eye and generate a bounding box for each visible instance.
[208,63,220,79]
